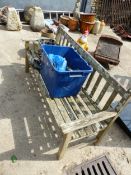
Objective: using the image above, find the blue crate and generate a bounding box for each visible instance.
[40,44,93,98]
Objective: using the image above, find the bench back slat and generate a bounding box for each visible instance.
[103,90,118,110]
[90,74,103,98]
[95,82,110,105]
[84,70,96,90]
[115,89,131,113]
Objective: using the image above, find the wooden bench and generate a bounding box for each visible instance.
[25,27,131,159]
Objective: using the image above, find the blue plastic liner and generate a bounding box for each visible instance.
[48,54,67,72]
[40,44,93,98]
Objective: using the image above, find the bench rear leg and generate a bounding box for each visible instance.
[25,41,30,73]
[25,53,30,73]
[57,132,72,160]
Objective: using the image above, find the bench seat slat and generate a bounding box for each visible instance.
[54,98,71,123]
[67,97,86,119]
[61,98,78,121]
[79,91,98,113]
[75,94,92,115]
[46,98,65,125]
[82,90,100,112]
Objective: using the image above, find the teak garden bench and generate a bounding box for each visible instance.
[25,26,131,159]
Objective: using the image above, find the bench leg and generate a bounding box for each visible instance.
[57,133,72,160]
[25,41,30,73]
[25,52,30,73]
[95,116,117,145]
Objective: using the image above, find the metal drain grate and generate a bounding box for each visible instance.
[67,155,117,175]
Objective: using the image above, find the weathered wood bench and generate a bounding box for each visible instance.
[25,27,131,159]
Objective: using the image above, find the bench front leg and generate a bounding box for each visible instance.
[57,132,72,160]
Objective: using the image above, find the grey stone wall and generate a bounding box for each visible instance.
[0,0,76,11]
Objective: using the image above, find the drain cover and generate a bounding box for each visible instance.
[67,155,117,175]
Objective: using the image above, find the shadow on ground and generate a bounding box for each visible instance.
[0,63,62,161]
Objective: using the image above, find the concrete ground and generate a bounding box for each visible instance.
[0,24,131,175]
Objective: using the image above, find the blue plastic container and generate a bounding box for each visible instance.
[40,44,93,98]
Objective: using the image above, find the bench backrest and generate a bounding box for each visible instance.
[56,27,131,114]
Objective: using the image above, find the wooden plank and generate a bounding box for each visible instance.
[75,94,92,115]
[71,127,97,143]
[82,90,100,112]
[90,75,102,98]
[77,128,87,140]
[96,82,109,105]
[61,98,78,121]
[79,91,98,113]
[57,32,62,45]
[71,131,80,140]
[67,97,86,119]
[60,111,117,134]
[84,126,97,137]
[103,90,118,110]
[46,98,65,126]
[54,98,71,123]
[115,90,131,113]
[59,35,63,46]
[57,132,72,159]
[65,40,69,46]
[67,42,71,47]
[61,35,66,46]
[84,71,96,90]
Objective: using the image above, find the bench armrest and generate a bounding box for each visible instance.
[60,111,117,134]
